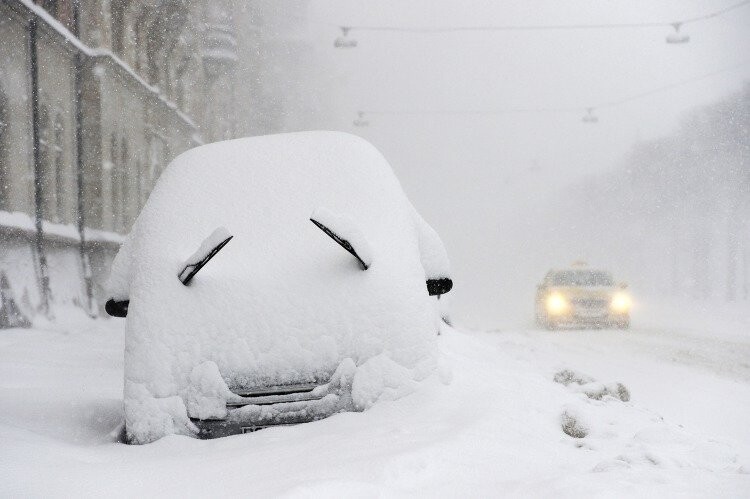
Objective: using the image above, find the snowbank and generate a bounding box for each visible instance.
[0,209,125,245]
[109,132,449,443]
[1,313,748,497]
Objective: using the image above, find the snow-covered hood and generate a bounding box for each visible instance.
[108,132,451,441]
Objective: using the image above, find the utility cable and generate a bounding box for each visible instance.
[358,60,750,118]
[334,0,749,34]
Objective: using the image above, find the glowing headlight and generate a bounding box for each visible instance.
[545,292,569,315]
[610,292,632,313]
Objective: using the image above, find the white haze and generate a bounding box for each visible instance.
[298,0,750,328]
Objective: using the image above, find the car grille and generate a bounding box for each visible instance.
[226,382,326,407]
[571,297,608,308]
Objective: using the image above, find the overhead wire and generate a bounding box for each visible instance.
[358,60,750,118]
[335,0,750,34]
[594,60,750,108]
[331,2,750,124]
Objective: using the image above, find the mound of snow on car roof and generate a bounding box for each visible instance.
[109,132,445,443]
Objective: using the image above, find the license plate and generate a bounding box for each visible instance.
[241,422,297,433]
[577,309,606,318]
[241,426,268,433]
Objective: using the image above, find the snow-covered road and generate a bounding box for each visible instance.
[1,302,748,497]
[498,299,750,456]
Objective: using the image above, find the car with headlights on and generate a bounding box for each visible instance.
[534,267,631,330]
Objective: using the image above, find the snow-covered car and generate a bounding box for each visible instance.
[106,132,453,443]
[534,267,630,330]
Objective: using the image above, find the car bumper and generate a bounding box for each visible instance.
[192,406,336,438]
[551,312,629,327]
[189,378,352,439]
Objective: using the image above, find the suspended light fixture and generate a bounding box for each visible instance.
[353,111,369,127]
[582,108,599,123]
[665,23,690,44]
[334,27,358,48]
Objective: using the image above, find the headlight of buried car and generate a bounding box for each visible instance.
[545,292,569,315]
[610,292,632,313]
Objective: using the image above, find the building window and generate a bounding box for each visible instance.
[110,132,119,230]
[120,138,129,230]
[38,104,49,163]
[0,86,7,211]
[39,104,55,222]
[53,115,65,223]
[36,0,76,33]
[147,134,162,191]
[133,19,143,73]
[110,135,131,232]
[38,108,65,224]
[111,1,125,55]
[136,157,143,207]
[38,0,58,17]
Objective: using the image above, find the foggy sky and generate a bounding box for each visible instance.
[305,1,750,328]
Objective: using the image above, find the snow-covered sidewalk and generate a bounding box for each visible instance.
[1,306,748,497]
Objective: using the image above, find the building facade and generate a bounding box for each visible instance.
[0,0,237,323]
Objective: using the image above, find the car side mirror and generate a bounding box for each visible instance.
[105,298,129,317]
[427,277,452,296]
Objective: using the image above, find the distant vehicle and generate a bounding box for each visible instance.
[535,266,631,330]
[105,132,453,443]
